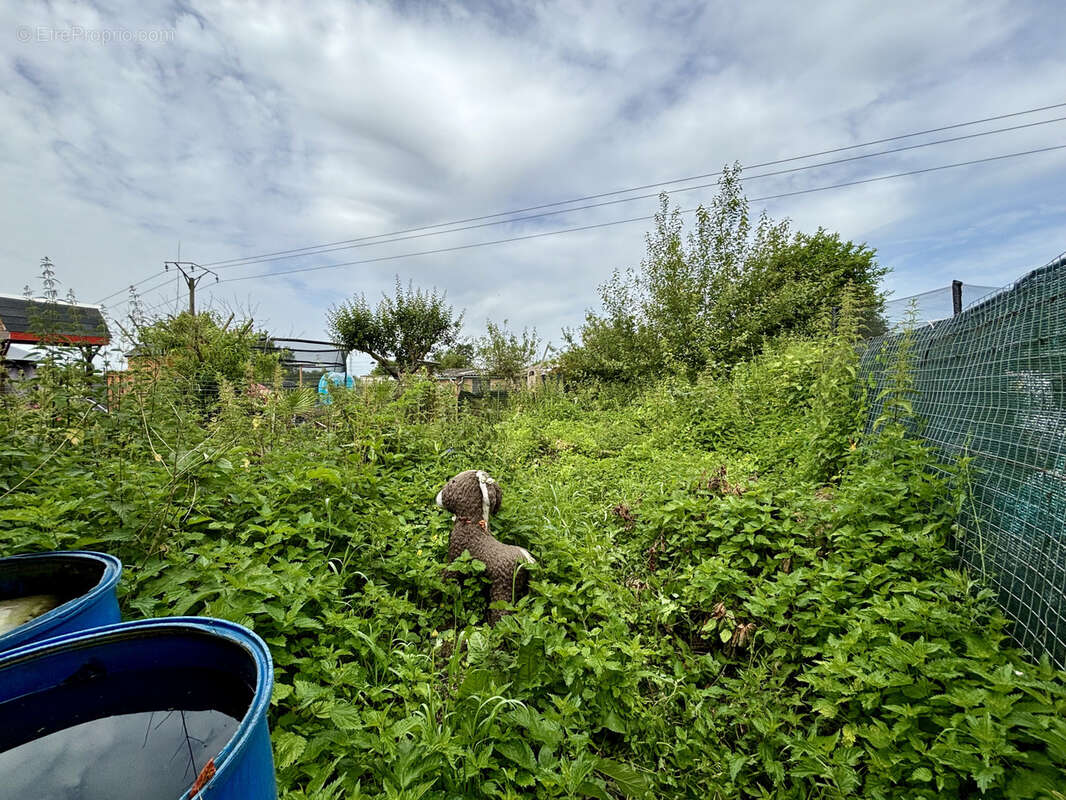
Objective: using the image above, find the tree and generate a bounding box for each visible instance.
[476,319,540,380]
[133,310,277,387]
[561,164,886,382]
[431,341,476,370]
[559,271,661,383]
[718,228,887,363]
[327,278,462,379]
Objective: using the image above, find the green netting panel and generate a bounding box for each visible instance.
[882,283,1002,329]
[860,254,1066,668]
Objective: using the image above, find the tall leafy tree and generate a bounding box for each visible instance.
[561,164,885,382]
[430,342,476,371]
[718,228,887,363]
[476,319,540,379]
[328,278,462,379]
[560,271,660,383]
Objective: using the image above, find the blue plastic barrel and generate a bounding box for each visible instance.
[0,550,121,653]
[0,617,276,800]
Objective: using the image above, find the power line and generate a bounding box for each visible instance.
[110,276,172,311]
[189,114,1066,272]
[109,264,215,315]
[103,279,169,315]
[95,100,1066,306]
[130,286,199,318]
[165,261,219,315]
[200,101,1066,269]
[98,275,173,307]
[141,293,189,317]
[206,143,1066,287]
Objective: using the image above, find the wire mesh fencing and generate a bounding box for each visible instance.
[882,283,1004,329]
[860,254,1066,668]
[253,337,349,388]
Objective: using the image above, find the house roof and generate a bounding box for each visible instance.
[4,343,43,362]
[0,295,110,346]
[438,367,481,378]
[436,368,516,380]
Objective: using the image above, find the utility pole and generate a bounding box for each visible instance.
[164,262,218,315]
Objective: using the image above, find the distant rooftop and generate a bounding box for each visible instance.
[0,294,110,347]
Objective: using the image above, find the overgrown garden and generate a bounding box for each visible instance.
[2,327,1065,798]
[3,174,1065,798]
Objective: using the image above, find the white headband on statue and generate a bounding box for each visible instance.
[476,470,495,522]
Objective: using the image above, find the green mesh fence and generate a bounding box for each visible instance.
[860,254,1066,668]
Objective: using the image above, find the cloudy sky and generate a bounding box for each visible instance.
[2,0,1065,373]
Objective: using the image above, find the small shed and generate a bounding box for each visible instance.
[526,361,558,390]
[435,368,512,395]
[2,343,42,382]
[0,295,110,374]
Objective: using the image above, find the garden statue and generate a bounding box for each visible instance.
[436,470,535,623]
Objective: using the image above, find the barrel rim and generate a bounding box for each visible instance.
[0,616,274,800]
[0,550,122,649]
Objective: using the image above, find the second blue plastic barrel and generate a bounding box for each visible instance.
[0,617,277,800]
[0,550,121,653]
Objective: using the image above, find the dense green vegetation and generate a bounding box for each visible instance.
[431,318,542,378]
[561,169,887,383]
[2,329,1064,799]
[328,278,463,379]
[475,319,541,379]
[131,310,278,386]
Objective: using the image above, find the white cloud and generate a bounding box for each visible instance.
[1,0,1065,372]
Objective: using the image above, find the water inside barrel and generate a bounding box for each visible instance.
[0,708,238,799]
[0,666,251,800]
[0,593,63,635]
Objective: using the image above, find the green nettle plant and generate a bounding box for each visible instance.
[1,313,1064,799]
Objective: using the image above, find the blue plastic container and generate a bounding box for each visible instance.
[0,550,121,652]
[0,617,277,800]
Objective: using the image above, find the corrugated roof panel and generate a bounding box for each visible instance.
[0,297,109,342]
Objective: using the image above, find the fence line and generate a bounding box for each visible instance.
[860,253,1066,668]
[882,282,1004,329]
